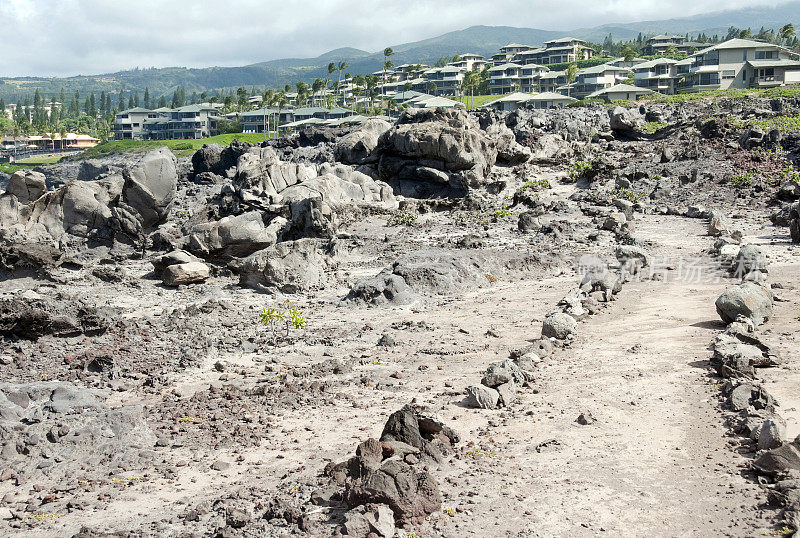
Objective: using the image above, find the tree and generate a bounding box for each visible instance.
[620,45,636,63]
[158,95,167,108]
[382,47,394,96]
[565,63,578,97]
[781,23,796,44]
[295,81,309,107]
[144,88,151,109]
[326,62,336,103]
[312,78,325,107]
[665,45,679,57]
[236,87,248,111]
[337,61,348,106]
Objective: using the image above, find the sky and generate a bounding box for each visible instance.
[0,0,792,77]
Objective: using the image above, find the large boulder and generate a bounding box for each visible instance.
[374,107,497,196]
[0,148,176,247]
[236,238,333,293]
[0,293,109,340]
[6,170,47,203]
[188,211,287,258]
[344,460,442,525]
[609,106,641,134]
[162,261,210,286]
[335,118,392,164]
[542,312,577,340]
[122,147,178,228]
[715,282,773,326]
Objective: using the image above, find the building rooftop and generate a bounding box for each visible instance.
[587,84,655,98]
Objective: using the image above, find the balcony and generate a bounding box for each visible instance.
[751,75,783,87]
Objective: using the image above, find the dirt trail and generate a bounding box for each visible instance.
[432,215,780,537]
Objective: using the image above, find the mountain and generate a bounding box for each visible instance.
[2,3,799,102]
[573,3,800,42]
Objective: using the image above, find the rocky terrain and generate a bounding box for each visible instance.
[0,96,799,537]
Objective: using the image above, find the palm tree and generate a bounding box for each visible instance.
[383,47,394,97]
[337,61,348,106]
[326,62,336,102]
[781,23,796,45]
[565,63,578,98]
[383,60,394,97]
[276,93,288,134]
[312,78,324,107]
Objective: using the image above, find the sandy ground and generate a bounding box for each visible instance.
[4,182,798,537]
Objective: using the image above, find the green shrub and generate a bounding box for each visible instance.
[519,178,551,191]
[642,121,667,134]
[612,187,646,203]
[386,209,418,226]
[566,160,592,182]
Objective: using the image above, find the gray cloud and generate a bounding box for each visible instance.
[0,0,791,77]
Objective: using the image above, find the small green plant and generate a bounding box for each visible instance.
[259,306,306,342]
[466,448,495,458]
[519,178,551,191]
[612,187,646,203]
[729,172,755,188]
[642,121,667,134]
[386,209,418,226]
[566,160,592,182]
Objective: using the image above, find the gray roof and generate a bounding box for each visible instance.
[587,84,655,98]
[747,59,800,69]
[119,107,152,114]
[633,58,678,70]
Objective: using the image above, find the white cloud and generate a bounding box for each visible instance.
[0,0,792,77]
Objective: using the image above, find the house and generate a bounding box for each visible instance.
[519,64,550,92]
[683,38,800,92]
[642,35,704,56]
[538,71,567,93]
[489,63,523,94]
[450,53,487,72]
[406,95,465,109]
[484,92,536,112]
[569,63,632,98]
[422,66,466,96]
[537,37,594,64]
[24,133,101,150]
[241,107,294,133]
[112,107,159,140]
[484,91,577,111]
[633,58,679,94]
[526,92,578,109]
[166,105,221,139]
[587,84,655,102]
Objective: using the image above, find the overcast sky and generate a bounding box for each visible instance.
[0,0,791,77]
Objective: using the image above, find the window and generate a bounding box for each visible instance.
[722,70,735,79]
[755,51,776,60]
[743,50,748,61]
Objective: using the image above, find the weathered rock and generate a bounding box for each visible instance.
[758,418,786,451]
[151,250,201,274]
[495,382,517,407]
[345,272,418,307]
[708,213,732,236]
[754,437,800,475]
[616,245,650,271]
[122,148,178,228]
[715,282,773,326]
[542,312,577,340]
[734,244,768,277]
[188,212,286,258]
[518,211,541,233]
[342,503,395,538]
[344,460,442,524]
[6,170,47,203]
[374,107,497,196]
[163,261,210,286]
[236,239,332,293]
[481,360,525,388]
[0,295,109,340]
[609,106,641,134]
[335,119,392,164]
[465,384,500,409]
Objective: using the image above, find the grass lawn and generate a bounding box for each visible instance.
[0,163,27,174]
[454,95,501,110]
[77,132,275,160]
[16,154,65,164]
